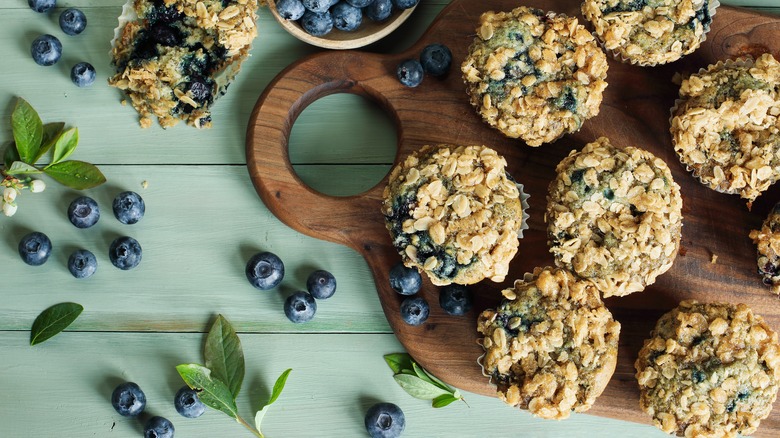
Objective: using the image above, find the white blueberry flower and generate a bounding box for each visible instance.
[2,200,17,217]
[29,179,46,193]
[3,187,16,203]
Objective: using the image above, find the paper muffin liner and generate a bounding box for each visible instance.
[516,183,530,239]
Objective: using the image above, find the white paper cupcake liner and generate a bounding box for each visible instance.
[516,183,531,239]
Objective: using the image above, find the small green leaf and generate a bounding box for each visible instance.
[11,98,43,163]
[50,127,78,165]
[30,302,83,346]
[6,161,41,176]
[3,141,19,168]
[384,353,414,375]
[43,160,106,190]
[176,363,239,419]
[412,362,436,386]
[432,394,459,408]
[254,368,292,431]
[33,122,65,163]
[204,315,245,401]
[392,374,450,400]
[421,367,452,392]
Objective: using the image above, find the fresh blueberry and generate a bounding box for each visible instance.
[18,232,52,266]
[109,236,142,270]
[59,8,87,36]
[284,291,317,323]
[396,59,423,87]
[307,269,337,299]
[391,0,418,9]
[301,0,331,13]
[332,2,362,31]
[276,0,306,20]
[113,191,145,224]
[30,34,62,66]
[345,0,374,7]
[144,416,174,438]
[28,0,55,13]
[439,284,472,316]
[174,386,205,418]
[70,62,96,88]
[111,382,146,417]
[420,43,452,76]
[364,0,392,22]
[245,252,285,290]
[67,196,100,228]
[400,296,429,326]
[300,10,333,37]
[68,249,97,279]
[389,262,421,295]
[365,402,405,438]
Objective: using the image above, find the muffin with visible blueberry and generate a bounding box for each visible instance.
[461,7,608,147]
[749,202,780,294]
[671,54,780,206]
[477,266,621,419]
[635,300,780,437]
[546,137,683,297]
[582,0,716,66]
[382,144,525,286]
[109,0,259,128]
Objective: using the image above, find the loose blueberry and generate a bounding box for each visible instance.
[28,0,55,13]
[113,191,145,224]
[68,249,97,279]
[400,296,429,326]
[109,236,142,270]
[345,0,374,7]
[396,59,423,87]
[18,232,52,266]
[300,10,333,37]
[174,386,205,418]
[390,0,418,9]
[364,402,405,438]
[364,0,392,22]
[71,62,96,88]
[301,0,331,13]
[67,196,100,228]
[144,416,175,438]
[389,262,421,295]
[307,269,337,299]
[59,8,87,36]
[111,382,146,417]
[331,2,362,31]
[419,43,452,76]
[439,284,472,316]
[245,252,285,290]
[30,34,62,66]
[284,291,317,323]
[276,0,306,20]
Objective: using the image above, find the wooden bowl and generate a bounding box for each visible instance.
[266,0,417,50]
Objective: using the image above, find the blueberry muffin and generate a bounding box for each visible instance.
[546,137,683,297]
[461,7,608,147]
[382,144,524,286]
[109,0,259,128]
[477,267,621,419]
[749,202,780,294]
[582,0,714,66]
[671,54,780,206]
[635,301,780,437]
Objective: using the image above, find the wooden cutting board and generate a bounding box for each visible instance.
[247,1,780,433]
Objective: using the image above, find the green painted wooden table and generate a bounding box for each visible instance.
[1,1,778,437]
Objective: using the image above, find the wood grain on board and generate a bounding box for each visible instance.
[247,0,780,433]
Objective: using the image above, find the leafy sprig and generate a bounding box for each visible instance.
[177,315,291,438]
[30,302,84,346]
[384,353,467,408]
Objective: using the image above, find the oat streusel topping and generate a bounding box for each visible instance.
[477,267,621,419]
[635,301,780,437]
[461,7,608,147]
[749,202,780,294]
[671,54,780,205]
[582,0,713,66]
[382,144,523,286]
[546,137,683,297]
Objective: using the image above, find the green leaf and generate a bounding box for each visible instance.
[254,368,292,431]
[33,122,65,163]
[6,161,41,176]
[43,160,106,190]
[30,302,83,346]
[176,363,239,419]
[421,367,452,391]
[204,314,245,401]
[392,374,450,400]
[11,98,43,163]
[3,141,19,168]
[412,362,437,386]
[50,126,77,165]
[432,394,459,408]
[384,353,414,375]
